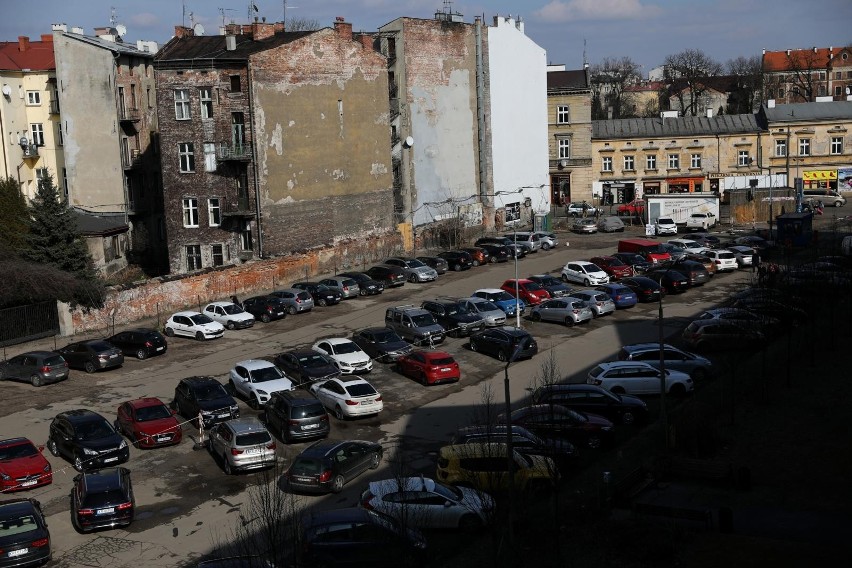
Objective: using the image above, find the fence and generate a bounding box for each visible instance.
[0,301,59,347]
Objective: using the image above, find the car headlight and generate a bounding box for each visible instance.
[119,440,128,450]
[201,409,215,417]
[256,389,269,396]
[82,447,98,456]
[230,405,240,415]
[0,472,9,481]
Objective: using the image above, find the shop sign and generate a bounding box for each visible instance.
[803,170,836,181]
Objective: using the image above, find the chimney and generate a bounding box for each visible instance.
[174,25,194,38]
[226,35,237,51]
[40,34,53,42]
[333,17,352,41]
[706,108,713,118]
[252,21,276,40]
[786,49,791,56]
[354,33,374,50]
[71,27,84,34]
[17,36,30,52]
[51,23,68,32]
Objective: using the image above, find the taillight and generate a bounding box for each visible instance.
[345,399,359,406]
[318,469,332,482]
[288,420,300,426]
[591,379,602,385]
[77,508,95,516]
[40,365,51,373]
[375,396,382,402]
[145,341,153,348]
[572,309,579,314]
[231,448,244,455]
[296,298,302,303]
[31,538,49,548]
[361,491,375,510]
[343,286,349,291]
[117,502,133,510]
[266,442,276,450]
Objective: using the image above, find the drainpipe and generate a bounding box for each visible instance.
[474,17,488,208]
[247,61,264,259]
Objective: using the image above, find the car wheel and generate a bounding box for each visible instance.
[564,317,575,327]
[226,320,236,330]
[583,278,591,286]
[331,474,345,493]
[30,374,43,387]
[164,327,175,337]
[489,256,498,263]
[288,306,298,315]
[369,452,381,469]
[561,274,569,283]
[334,405,345,420]
[222,454,233,475]
[586,435,603,450]
[458,514,483,532]
[691,368,706,382]
[531,312,541,322]
[469,340,478,353]
[359,289,368,296]
[249,394,260,410]
[622,411,636,426]
[74,454,85,472]
[497,350,507,362]
[84,361,96,374]
[195,331,205,341]
[136,348,148,360]
[418,370,429,386]
[47,439,59,457]
[669,383,686,396]
[542,243,551,251]
[472,259,480,267]
[260,313,271,323]
[408,274,418,284]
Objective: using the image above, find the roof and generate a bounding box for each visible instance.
[0,37,55,71]
[58,32,155,58]
[547,69,589,92]
[593,113,760,139]
[71,208,128,237]
[761,101,852,123]
[235,359,275,370]
[762,47,837,72]
[155,31,313,64]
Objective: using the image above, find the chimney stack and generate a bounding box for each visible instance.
[354,33,374,50]
[17,36,30,52]
[334,17,352,41]
[174,25,194,38]
[251,21,276,40]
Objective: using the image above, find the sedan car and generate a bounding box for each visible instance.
[617,343,713,381]
[309,377,383,419]
[312,338,373,375]
[207,417,276,475]
[530,298,593,326]
[240,295,288,323]
[286,439,382,494]
[0,498,51,565]
[318,276,361,299]
[203,301,255,330]
[587,361,694,396]
[703,249,739,272]
[228,360,295,409]
[0,350,68,387]
[561,261,609,286]
[589,256,633,280]
[106,329,168,360]
[361,477,494,530]
[471,288,526,317]
[291,282,343,306]
[643,268,690,294]
[571,218,598,234]
[114,398,182,448]
[568,290,616,317]
[57,340,124,374]
[594,283,637,309]
[269,288,315,314]
[460,297,507,327]
[531,384,649,426]
[395,350,460,385]
[273,350,341,386]
[382,257,438,283]
[0,438,52,492]
[469,327,538,362]
[70,467,134,533]
[47,410,129,472]
[351,327,414,363]
[620,276,666,303]
[437,250,474,271]
[459,247,489,267]
[500,279,550,306]
[164,311,225,341]
[416,256,449,275]
[681,319,766,351]
[527,274,572,298]
[667,238,708,255]
[508,405,614,449]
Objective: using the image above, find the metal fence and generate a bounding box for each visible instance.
[0,301,59,347]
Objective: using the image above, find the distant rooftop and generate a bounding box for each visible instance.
[593,114,760,139]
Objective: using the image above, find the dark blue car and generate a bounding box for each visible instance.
[595,283,638,308]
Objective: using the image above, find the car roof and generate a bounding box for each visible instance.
[0,437,35,448]
[57,409,104,423]
[570,260,596,266]
[180,375,222,386]
[222,417,268,435]
[126,397,168,409]
[234,359,277,371]
[621,342,673,352]
[596,361,653,370]
[300,439,354,457]
[0,498,41,516]
[206,301,236,307]
[489,326,530,337]
[318,337,356,346]
[79,467,126,492]
[173,310,203,317]
[11,350,58,358]
[474,288,503,294]
[368,476,437,496]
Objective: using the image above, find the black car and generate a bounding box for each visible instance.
[451,424,578,470]
[285,439,383,494]
[350,327,414,363]
[264,390,330,444]
[291,282,343,307]
[437,250,473,271]
[70,467,134,533]
[469,327,538,361]
[527,274,573,298]
[274,350,341,386]
[420,299,486,337]
[611,252,652,274]
[667,259,710,287]
[731,298,809,327]
[416,256,449,275]
[300,507,426,568]
[173,377,239,428]
[643,268,690,294]
[106,328,168,360]
[46,410,129,472]
[478,243,511,263]
[620,276,666,303]
[240,296,288,323]
[531,383,649,426]
[336,272,385,295]
[474,236,526,259]
[0,350,68,387]
[0,498,51,566]
[364,265,406,288]
[57,340,124,373]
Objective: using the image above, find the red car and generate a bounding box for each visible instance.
[461,247,489,267]
[589,256,634,280]
[0,437,52,492]
[500,279,551,305]
[396,350,460,385]
[617,199,645,217]
[115,397,183,448]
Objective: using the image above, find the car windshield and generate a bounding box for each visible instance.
[223,304,244,315]
[196,383,229,401]
[471,300,499,312]
[290,457,325,475]
[407,259,426,268]
[537,276,560,286]
[491,291,514,302]
[346,383,377,397]
[331,342,359,355]
[300,354,331,368]
[89,341,113,352]
[433,480,463,500]
[445,303,469,316]
[251,366,286,382]
[135,404,173,422]
[0,442,38,461]
[370,330,400,344]
[77,419,115,440]
[411,314,436,327]
[44,355,65,366]
[190,314,215,325]
[0,513,38,536]
[431,356,455,365]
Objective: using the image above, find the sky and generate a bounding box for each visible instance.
[2,0,851,76]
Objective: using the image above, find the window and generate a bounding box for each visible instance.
[690,154,702,168]
[212,244,225,266]
[667,153,679,169]
[819,71,826,80]
[835,85,843,97]
[623,155,635,171]
[558,138,570,159]
[777,88,784,99]
[818,85,827,97]
[836,71,842,80]
[208,197,221,226]
[775,139,787,157]
[203,142,216,172]
[737,150,750,166]
[232,113,245,148]
[831,136,843,155]
[240,225,253,251]
[602,156,613,172]
[182,197,199,227]
[792,86,800,96]
[646,155,657,170]
[111,235,121,259]
[504,202,521,223]
[30,124,45,146]
[186,245,202,271]
[200,88,212,119]
[179,142,195,172]
[62,167,68,199]
[556,105,569,124]
[230,75,241,93]
[35,168,49,189]
[147,86,153,109]
[799,138,810,156]
[57,123,63,146]
[26,91,40,105]
[174,89,190,120]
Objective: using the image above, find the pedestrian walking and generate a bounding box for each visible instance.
[230,295,241,308]
[751,251,761,274]
[582,201,589,218]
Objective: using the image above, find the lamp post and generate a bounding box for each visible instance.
[658,282,668,452]
[503,341,526,548]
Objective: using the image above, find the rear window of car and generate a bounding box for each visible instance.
[293,403,326,419]
[342,279,357,287]
[89,341,114,351]
[297,291,312,301]
[44,355,65,366]
[290,457,325,475]
[82,488,128,508]
[431,356,455,365]
[235,431,272,446]
[346,384,378,397]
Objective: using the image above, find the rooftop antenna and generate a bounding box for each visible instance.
[110,6,117,26]
[249,0,259,22]
[182,1,187,27]
[219,8,237,27]
[583,38,587,68]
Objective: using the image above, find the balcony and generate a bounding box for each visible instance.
[222,196,255,216]
[217,144,252,161]
[389,97,400,118]
[21,144,39,158]
[119,107,141,123]
[122,149,142,169]
[49,100,60,115]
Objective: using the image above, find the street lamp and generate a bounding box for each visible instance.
[503,340,527,548]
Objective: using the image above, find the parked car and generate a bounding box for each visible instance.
[682,252,718,276]
[46,410,129,472]
[459,247,489,267]
[286,439,383,493]
[364,265,407,288]
[164,311,225,341]
[503,232,541,254]
[273,350,341,386]
[291,282,343,306]
[360,476,494,530]
[469,327,538,361]
[654,216,678,235]
[616,199,644,217]
[690,232,723,249]
[207,417,276,475]
[587,361,694,396]
[416,256,449,275]
[351,328,414,363]
[685,212,716,231]
[395,350,460,385]
[617,343,714,381]
[620,276,666,302]
[317,276,361,299]
[240,295,288,323]
[594,283,638,309]
[500,278,551,306]
[681,319,766,351]
[0,438,52,492]
[643,268,690,294]
[70,467,134,533]
[203,301,255,330]
[385,305,446,346]
[703,249,739,272]
[309,377,383,420]
[106,329,168,360]
[589,256,633,280]
[730,298,809,328]
[533,231,559,250]
[471,288,526,317]
[668,259,711,286]
[561,261,609,286]
[437,250,474,271]
[667,238,708,255]
[269,288,315,314]
[312,338,374,375]
[727,245,755,268]
[527,274,572,298]
[477,243,510,263]
[507,405,614,449]
[530,298,593,326]
[660,242,688,261]
[474,237,526,258]
[420,298,485,337]
[734,235,771,253]
[0,498,51,565]
[382,257,438,283]
[57,340,124,374]
[114,398,182,448]
[697,308,780,336]
[565,202,597,217]
[611,252,651,273]
[568,289,616,317]
[459,297,507,327]
[264,390,329,444]
[597,216,625,233]
[571,218,598,234]
[173,376,239,429]
[531,383,648,426]
[0,350,68,387]
[450,425,578,471]
[228,360,295,409]
[336,272,385,296]
[436,443,558,493]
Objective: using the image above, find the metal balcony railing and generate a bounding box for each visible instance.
[119,107,141,122]
[217,144,252,161]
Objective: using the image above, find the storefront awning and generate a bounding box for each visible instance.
[803,170,837,181]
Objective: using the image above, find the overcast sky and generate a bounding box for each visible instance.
[3,0,851,76]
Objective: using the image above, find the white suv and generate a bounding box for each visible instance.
[686,212,716,231]
[561,261,609,286]
[654,217,678,235]
[203,301,255,330]
[228,359,295,409]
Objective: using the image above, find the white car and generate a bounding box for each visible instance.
[309,376,383,419]
[686,212,716,231]
[567,290,616,317]
[667,238,707,254]
[203,301,255,330]
[587,361,694,396]
[654,217,678,235]
[164,311,225,340]
[727,245,754,267]
[704,249,739,272]
[312,338,373,374]
[460,297,507,327]
[561,261,609,286]
[228,359,295,409]
[361,476,495,530]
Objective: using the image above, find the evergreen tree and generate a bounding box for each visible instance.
[0,176,28,255]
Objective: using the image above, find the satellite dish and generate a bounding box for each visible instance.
[193,23,205,36]
[115,24,127,37]
[402,136,414,149]
[1,85,11,97]
[19,136,29,147]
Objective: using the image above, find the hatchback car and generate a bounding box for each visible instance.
[269,288,315,314]
[313,338,373,375]
[459,247,489,267]
[570,218,598,234]
[207,417,276,475]
[47,410,129,472]
[617,343,713,381]
[114,398,182,448]
[500,279,551,306]
[437,250,473,271]
[273,350,341,386]
[286,439,383,494]
[351,328,414,363]
[416,256,449,274]
[530,298,593,326]
[643,268,690,294]
[587,361,694,396]
[164,311,225,341]
[533,231,559,250]
[704,249,739,272]
[568,290,616,317]
[527,274,572,298]
[435,443,558,493]
[561,261,609,286]
[589,256,634,280]
[70,467,134,533]
[460,297,507,327]
[681,319,766,351]
[469,327,538,362]
[0,351,68,387]
[727,245,755,268]
[507,405,614,450]
[395,350,460,385]
[668,259,711,286]
[173,376,239,428]
[318,276,361,299]
[0,438,52,492]
[291,282,343,306]
[240,295,288,323]
[57,340,124,374]
[106,329,168,361]
[228,360,295,409]
[264,390,330,443]
[382,257,439,282]
[504,232,541,253]
[336,273,385,296]
[310,377,383,420]
[474,236,526,258]
[365,265,407,288]
[203,301,255,330]
[0,498,51,565]
[594,283,638,309]
[532,384,648,426]
[477,243,511,263]
[471,288,525,317]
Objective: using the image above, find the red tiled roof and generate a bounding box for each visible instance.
[762,48,833,72]
[0,36,55,71]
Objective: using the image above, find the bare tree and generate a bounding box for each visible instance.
[726,55,763,113]
[663,49,723,116]
[589,57,642,120]
[285,17,321,31]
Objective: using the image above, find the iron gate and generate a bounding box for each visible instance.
[0,301,60,347]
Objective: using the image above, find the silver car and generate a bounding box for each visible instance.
[318,277,360,299]
[383,257,439,283]
[460,297,507,327]
[571,218,598,234]
[207,417,276,475]
[530,298,593,326]
[727,245,754,267]
[270,288,315,314]
[568,290,616,317]
[533,231,559,251]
